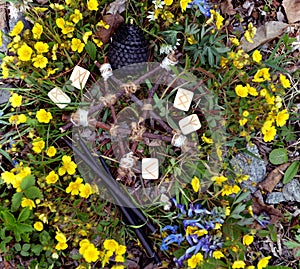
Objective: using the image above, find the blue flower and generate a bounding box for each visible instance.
[162,225,178,234]
[160,233,185,251]
[171,197,187,215]
[188,0,211,17]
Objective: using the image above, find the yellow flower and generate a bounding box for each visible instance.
[111,266,125,269]
[34,42,49,54]
[201,133,213,144]
[230,37,240,46]
[70,9,83,24]
[71,38,85,53]
[96,20,110,29]
[252,50,262,64]
[9,93,22,108]
[244,22,256,43]
[235,84,248,97]
[17,44,33,61]
[243,234,254,246]
[180,0,192,11]
[212,250,225,259]
[55,241,68,250]
[279,74,291,88]
[187,253,203,268]
[59,155,77,176]
[1,171,15,185]
[56,18,65,29]
[79,239,91,255]
[115,245,126,255]
[36,109,52,123]
[165,0,173,4]
[83,31,93,44]
[46,146,57,157]
[232,260,246,269]
[252,68,271,83]
[276,109,289,127]
[21,198,36,210]
[66,177,83,195]
[115,255,125,262]
[32,138,45,153]
[9,21,24,37]
[221,185,235,196]
[92,37,103,47]
[52,43,58,60]
[262,125,276,142]
[191,176,200,192]
[257,256,271,269]
[211,175,227,186]
[194,229,208,236]
[32,22,43,39]
[32,55,48,69]
[245,84,258,96]
[225,206,230,216]
[87,0,99,11]
[55,231,67,242]
[50,3,65,10]
[46,171,59,184]
[34,221,44,231]
[103,239,119,252]
[239,118,248,126]
[207,10,224,30]
[79,183,93,198]
[232,185,240,194]
[243,111,249,117]
[82,244,100,263]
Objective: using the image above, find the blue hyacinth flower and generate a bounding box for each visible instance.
[187,0,211,17]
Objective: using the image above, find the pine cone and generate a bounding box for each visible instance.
[108,23,148,70]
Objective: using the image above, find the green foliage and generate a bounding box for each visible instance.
[283,161,299,184]
[269,148,289,165]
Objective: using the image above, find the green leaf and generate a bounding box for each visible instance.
[283,161,299,184]
[31,244,43,256]
[39,231,51,245]
[15,223,33,234]
[11,192,23,212]
[85,41,97,61]
[283,241,300,249]
[0,210,16,226]
[22,243,31,251]
[24,186,43,200]
[20,175,35,191]
[14,243,22,251]
[269,148,288,165]
[17,208,31,223]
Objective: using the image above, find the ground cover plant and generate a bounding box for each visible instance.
[0,0,299,268]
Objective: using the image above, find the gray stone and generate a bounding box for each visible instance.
[282,179,300,202]
[266,192,286,204]
[231,143,267,193]
[0,87,10,104]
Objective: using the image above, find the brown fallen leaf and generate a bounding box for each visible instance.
[258,163,290,193]
[220,0,236,16]
[251,194,283,229]
[240,21,289,52]
[95,13,124,45]
[282,0,300,23]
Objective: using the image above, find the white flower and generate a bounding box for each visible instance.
[153,0,164,9]
[147,11,156,21]
[160,44,176,55]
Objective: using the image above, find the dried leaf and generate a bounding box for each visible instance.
[221,0,236,16]
[107,0,127,15]
[240,21,289,52]
[95,13,124,45]
[252,194,283,229]
[282,0,300,23]
[258,163,290,193]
